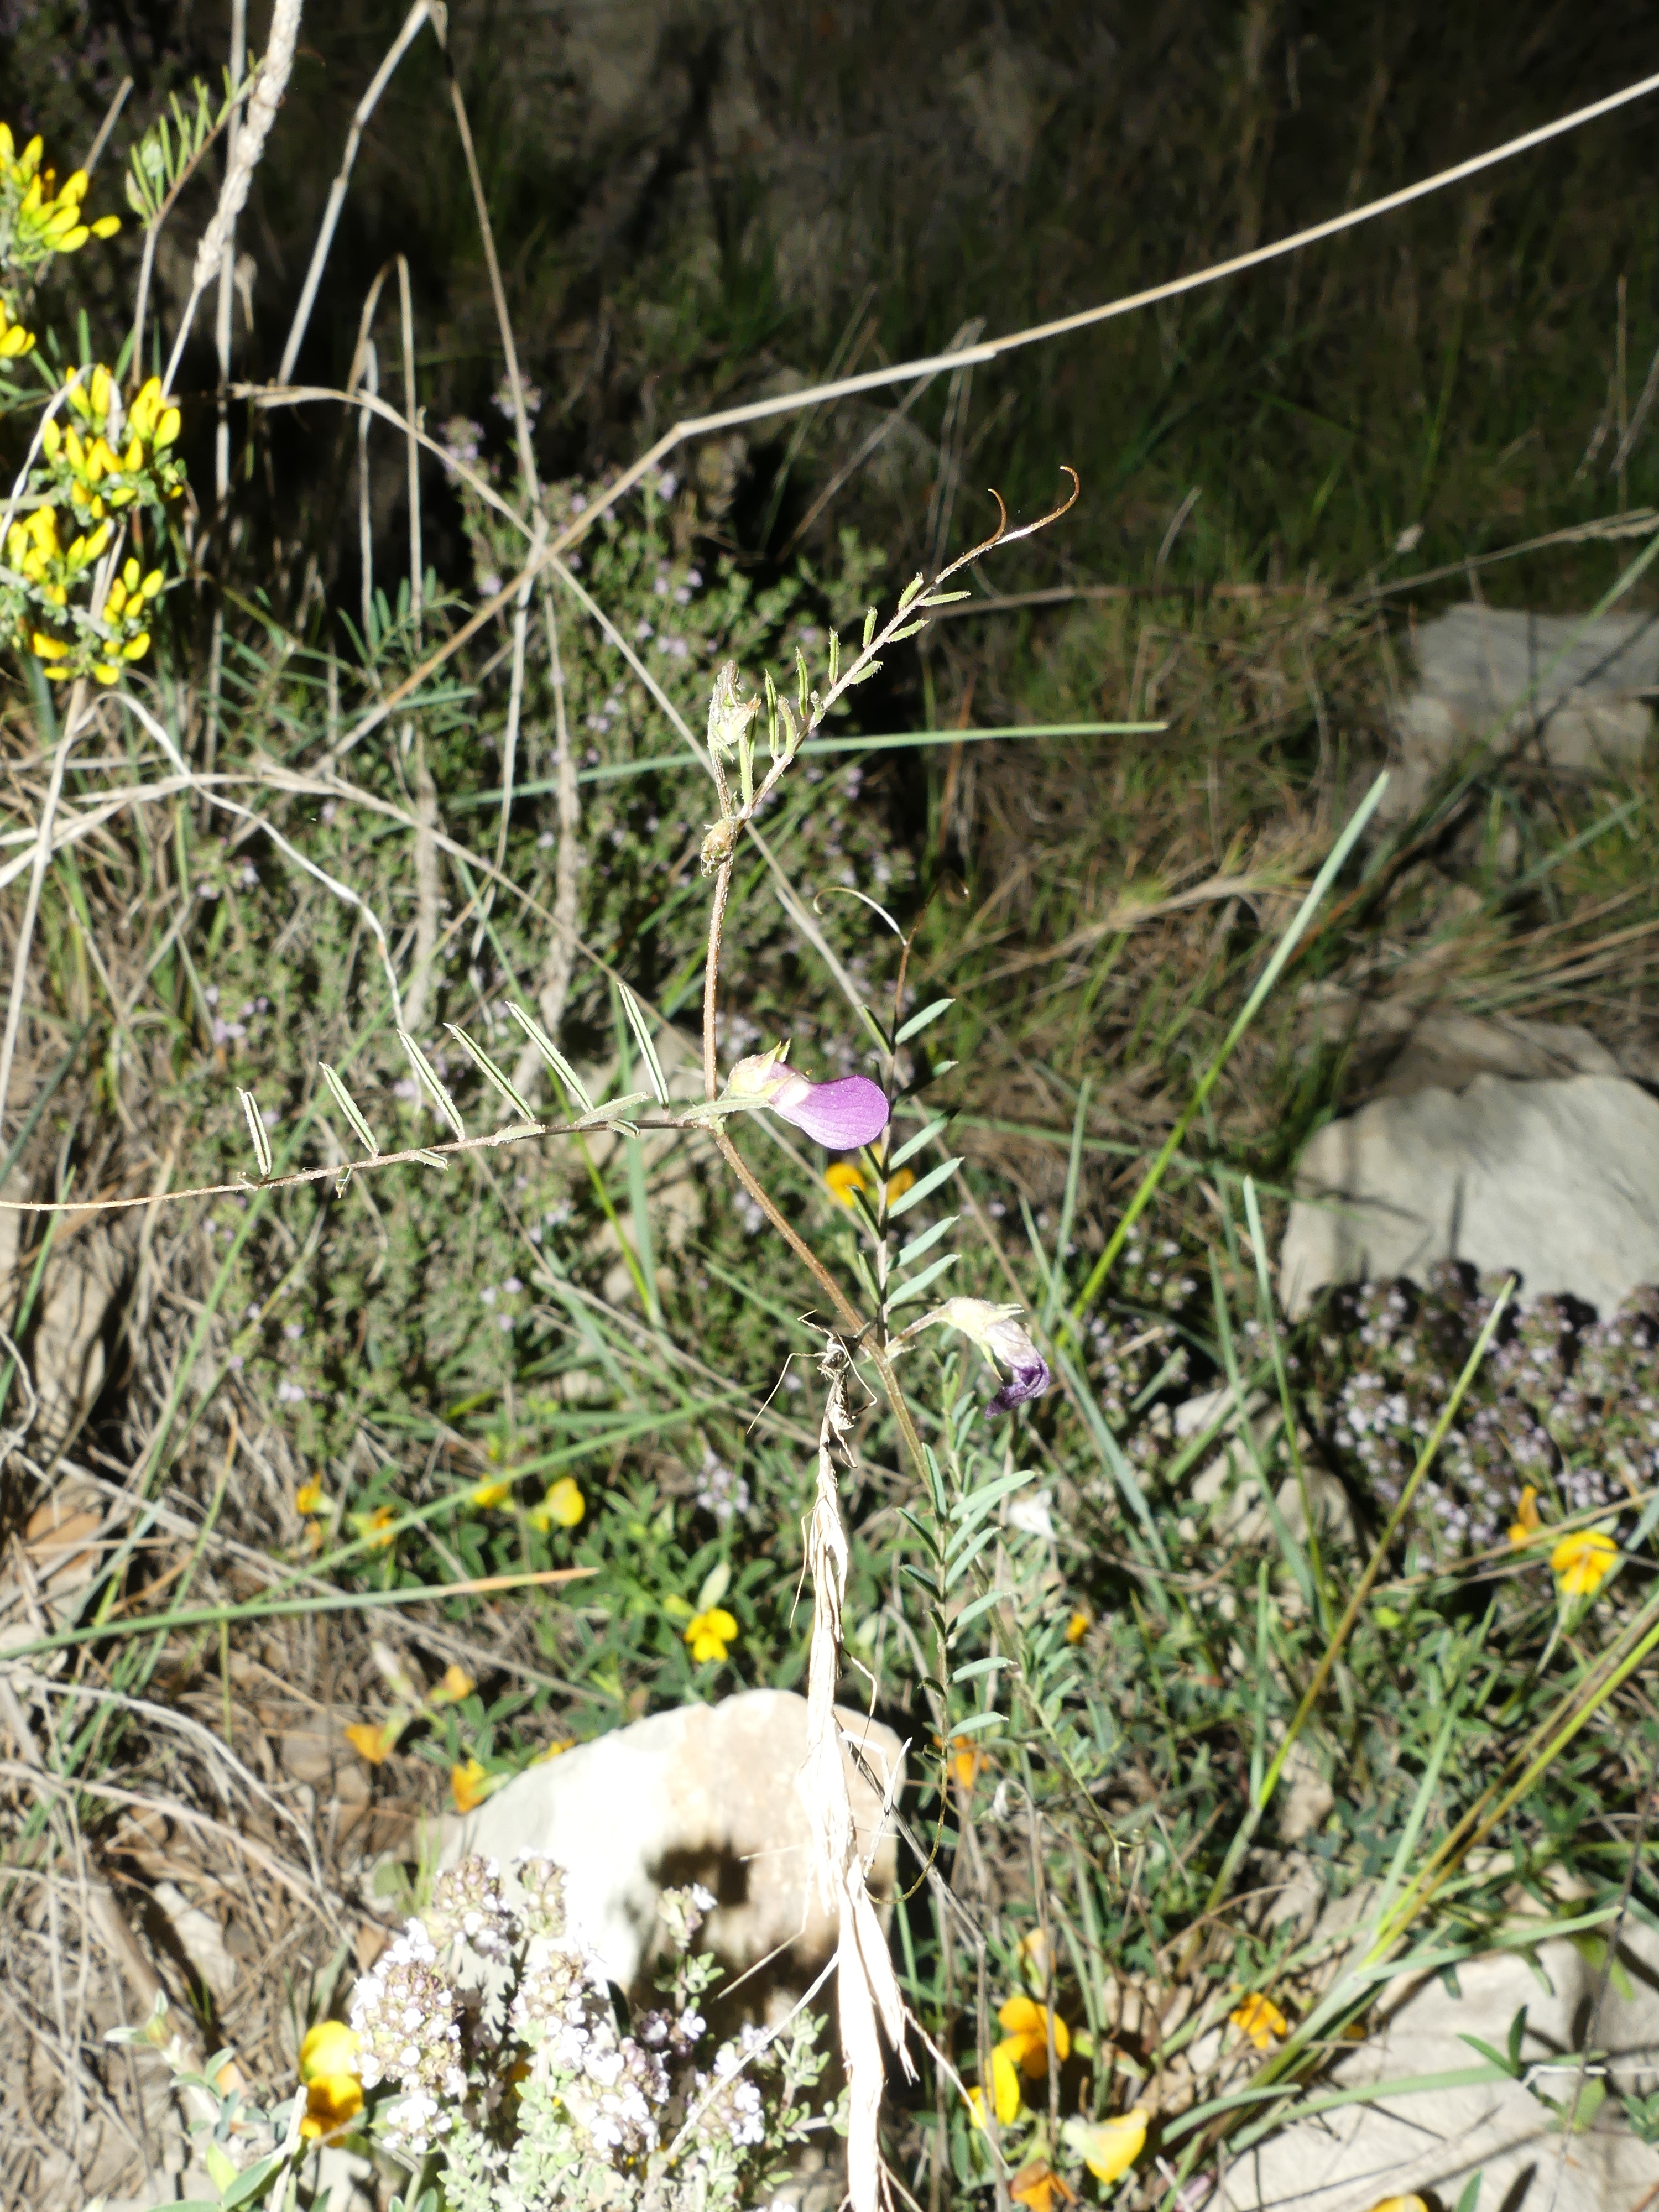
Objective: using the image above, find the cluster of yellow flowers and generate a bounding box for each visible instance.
[0,123,182,692]
[42,367,185,525]
[0,125,120,281]
[966,1989,1149,2195]
[6,510,163,684]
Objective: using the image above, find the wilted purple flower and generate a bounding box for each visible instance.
[724,1046,889,1151]
[907,1297,1053,1420]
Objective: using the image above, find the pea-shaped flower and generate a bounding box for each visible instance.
[902,1296,1053,1419]
[721,1044,890,1150]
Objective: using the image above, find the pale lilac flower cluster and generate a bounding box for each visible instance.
[684,2018,777,2156]
[505,1913,672,2157]
[348,1919,466,2152]
[425,1854,516,1959]
[1317,1263,1641,1551]
[342,1857,828,2203]
[693,1448,750,1527]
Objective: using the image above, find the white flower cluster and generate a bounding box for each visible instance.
[425,1853,517,1958]
[342,1857,831,2209]
[348,1918,466,2153]
[693,1448,751,1527]
[692,2025,772,2151]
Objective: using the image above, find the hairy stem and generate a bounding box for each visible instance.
[702,858,734,1102]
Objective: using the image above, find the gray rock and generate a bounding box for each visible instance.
[1389,602,1659,814]
[1369,1011,1620,1098]
[437,1688,904,2010]
[1280,1073,1659,1316]
[1216,1912,1659,2210]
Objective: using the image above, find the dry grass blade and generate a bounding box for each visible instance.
[804,1340,915,2212]
[163,0,304,394]
[275,0,436,384]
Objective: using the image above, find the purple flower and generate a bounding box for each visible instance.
[771,1073,889,1149]
[904,1297,1053,1421]
[984,1333,1052,1417]
[724,1048,890,1151]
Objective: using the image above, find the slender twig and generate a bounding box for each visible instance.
[358,336,378,644]
[397,254,423,625]
[702,860,734,1101]
[275,0,435,384]
[80,76,133,174]
[0,685,91,1142]
[539,589,581,1031]
[212,0,247,514]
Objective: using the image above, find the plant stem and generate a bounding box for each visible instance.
[703,856,733,1101]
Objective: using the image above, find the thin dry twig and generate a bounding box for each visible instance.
[275,0,436,384]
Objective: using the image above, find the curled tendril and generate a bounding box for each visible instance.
[932,466,1081,590]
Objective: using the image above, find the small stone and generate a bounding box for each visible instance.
[437,1689,904,2009]
[1281,1074,1659,1317]
[1386,603,1659,819]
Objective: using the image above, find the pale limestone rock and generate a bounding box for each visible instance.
[438,1688,904,2007]
[1388,602,1659,816]
[1281,1074,1659,1317]
[1217,1916,1659,2210]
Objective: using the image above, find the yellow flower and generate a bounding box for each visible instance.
[966,2038,1024,2128]
[128,376,164,440]
[295,1479,324,1516]
[299,2070,363,2141]
[1363,2199,1428,2212]
[997,1993,1071,2078]
[344,1721,393,1766]
[528,1474,585,1531]
[0,297,33,359]
[429,1663,475,1706]
[1010,2162,1070,2212]
[684,1606,738,1663]
[358,1505,398,1548]
[451,1756,491,1812]
[825,1162,866,1207]
[1064,1608,1091,1644]
[299,2021,359,2084]
[1230,1992,1289,2050]
[825,1161,917,1209]
[470,1478,510,1509]
[533,1735,575,1762]
[938,1731,992,1793]
[1551,1528,1618,1599]
[1065,2107,1149,2187]
[1509,1486,1542,1546]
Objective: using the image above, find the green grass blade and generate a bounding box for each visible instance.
[1071,769,1389,1326]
